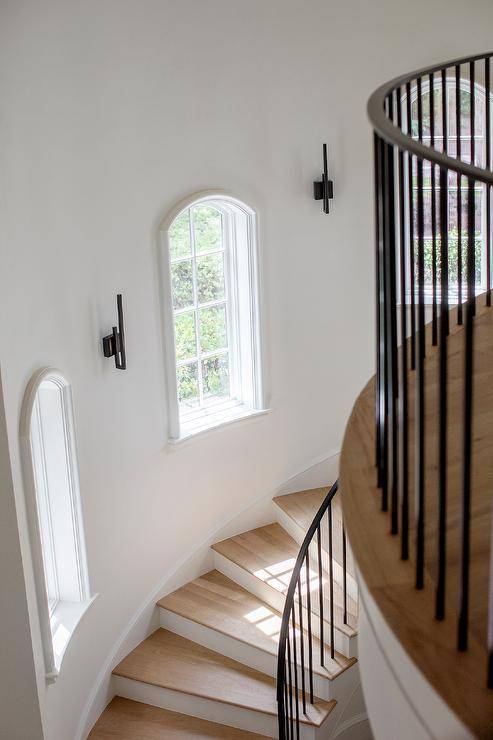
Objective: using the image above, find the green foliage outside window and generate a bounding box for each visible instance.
[193,206,222,253]
[200,305,227,353]
[174,312,196,361]
[177,363,199,408]
[420,228,482,285]
[169,210,191,259]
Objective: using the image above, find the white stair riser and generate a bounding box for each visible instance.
[113,675,320,740]
[159,607,331,700]
[213,551,356,658]
[273,507,359,603]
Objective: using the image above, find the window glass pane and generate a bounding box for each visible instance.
[202,355,230,402]
[197,253,226,304]
[177,363,199,409]
[193,205,222,253]
[169,210,191,260]
[30,394,59,610]
[174,311,197,361]
[171,260,194,309]
[199,304,227,353]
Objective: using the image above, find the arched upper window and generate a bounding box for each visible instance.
[20,368,93,681]
[405,77,488,295]
[161,193,264,440]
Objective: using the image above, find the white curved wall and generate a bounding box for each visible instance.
[358,576,473,740]
[1,1,493,738]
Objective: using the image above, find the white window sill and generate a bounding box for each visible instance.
[47,594,98,682]
[169,403,271,445]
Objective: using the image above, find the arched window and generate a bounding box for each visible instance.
[161,193,264,440]
[20,368,93,680]
[406,77,488,296]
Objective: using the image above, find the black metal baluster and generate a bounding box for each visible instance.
[328,503,335,660]
[297,577,306,714]
[458,177,475,651]
[456,65,463,325]
[415,78,426,590]
[397,88,410,560]
[406,82,417,371]
[342,525,348,624]
[379,132,389,510]
[470,61,476,314]
[486,57,491,306]
[383,99,398,532]
[375,133,386,490]
[488,536,493,686]
[436,164,449,620]
[290,607,300,739]
[430,73,438,346]
[284,674,290,740]
[305,552,314,703]
[287,629,294,737]
[316,524,325,666]
[442,69,449,334]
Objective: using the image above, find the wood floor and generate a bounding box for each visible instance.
[88,697,269,739]
[340,295,493,738]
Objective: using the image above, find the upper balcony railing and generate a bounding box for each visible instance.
[368,51,493,688]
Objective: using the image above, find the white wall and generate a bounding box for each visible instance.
[0,367,44,740]
[1,1,493,738]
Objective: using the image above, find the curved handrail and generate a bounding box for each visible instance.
[367,50,493,185]
[276,480,340,738]
[370,48,493,692]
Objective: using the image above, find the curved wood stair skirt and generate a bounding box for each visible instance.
[88,488,364,739]
[340,295,493,739]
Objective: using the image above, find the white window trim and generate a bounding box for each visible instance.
[19,367,96,683]
[159,190,266,442]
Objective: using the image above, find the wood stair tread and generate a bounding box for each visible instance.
[273,488,356,579]
[88,696,270,738]
[113,628,335,727]
[157,569,355,680]
[211,523,358,633]
[273,487,331,532]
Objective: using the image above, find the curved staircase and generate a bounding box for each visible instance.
[89,488,365,739]
[340,51,493,739]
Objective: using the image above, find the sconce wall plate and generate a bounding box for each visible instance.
[103,294,127,370]
[314,143,334,214]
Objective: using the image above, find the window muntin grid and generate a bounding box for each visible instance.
[169,205,234,413]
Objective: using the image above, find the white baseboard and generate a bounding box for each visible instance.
[77,447,340,739]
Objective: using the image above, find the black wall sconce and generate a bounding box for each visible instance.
[103,294,127,370]
[313,143,334,214]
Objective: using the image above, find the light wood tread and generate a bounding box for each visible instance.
[157,569,355,680]
[273,487,333,533]
[340,297,493,738]
[212,523,358,634]
[273,487,356,578]
[88,697,271,738]
[113,629,335,727]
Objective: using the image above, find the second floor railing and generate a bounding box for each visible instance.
[368,51,493,688]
